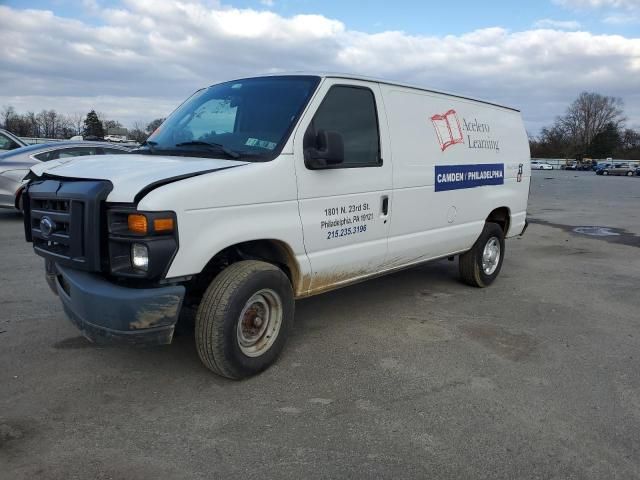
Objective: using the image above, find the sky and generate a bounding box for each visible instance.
[1,0,639,134]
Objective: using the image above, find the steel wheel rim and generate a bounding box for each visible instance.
[237,288,283,357]
[482,236,501,276]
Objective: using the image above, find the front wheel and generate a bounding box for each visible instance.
[195,260,294,379]
[603,171,609,176]
[459,222,505,288]
[627,171,633,177]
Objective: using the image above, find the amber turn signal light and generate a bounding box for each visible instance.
[153,218,175,232]
[127,214,148,234]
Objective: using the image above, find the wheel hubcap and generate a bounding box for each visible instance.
[237,289,283,357]
[482,237,501,275]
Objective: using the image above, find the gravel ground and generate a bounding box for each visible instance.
[1,169,639,479]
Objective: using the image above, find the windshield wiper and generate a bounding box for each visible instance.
[175,141,241,159]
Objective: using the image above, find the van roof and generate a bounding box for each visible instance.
[238,72,520,113]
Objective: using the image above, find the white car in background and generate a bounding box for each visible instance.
[105,134,128,143]
[531,161,553,170]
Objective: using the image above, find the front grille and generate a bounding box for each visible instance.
[30,197,82,260]
[24,178,112,272]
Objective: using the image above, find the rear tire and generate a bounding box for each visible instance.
[459,222,505,288]
[195,260,294,379]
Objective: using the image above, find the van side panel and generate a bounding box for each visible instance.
[138,156,312,294]
[379,84,530,269]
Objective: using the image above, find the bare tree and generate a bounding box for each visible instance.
[70,112,85,136]
[129,121,149,143]
[1,105,16,129]
[36,110,63,138]
[146,118,165,134]
[24,112,39,137]
[558,92,625,150]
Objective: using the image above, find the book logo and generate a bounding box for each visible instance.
[431,109,464,152]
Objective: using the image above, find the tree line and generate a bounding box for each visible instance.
[0,105,164,144]
[529,92,640,160]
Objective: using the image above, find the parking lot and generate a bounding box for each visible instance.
[1,169,639,479]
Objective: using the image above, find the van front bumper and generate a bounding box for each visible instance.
[49,264,185,346]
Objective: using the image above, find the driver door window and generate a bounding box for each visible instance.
[305,86,381,168]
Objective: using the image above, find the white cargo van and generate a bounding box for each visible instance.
[23,74,530,378]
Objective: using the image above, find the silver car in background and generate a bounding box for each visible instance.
[0,141,132,210]
[0,128,28,152]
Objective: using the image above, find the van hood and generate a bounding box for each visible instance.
[29,154,248,203]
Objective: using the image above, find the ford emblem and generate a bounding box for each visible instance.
[40,216,56,238]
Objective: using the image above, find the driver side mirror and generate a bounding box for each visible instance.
[304,129,344,169]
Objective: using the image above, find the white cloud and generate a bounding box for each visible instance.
[0,2,639,132]
[533,18,582,29]
[603,12,640,22]
[554,0,640,9]
[260,0,275,7]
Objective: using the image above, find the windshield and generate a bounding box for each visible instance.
[141,75,320,161]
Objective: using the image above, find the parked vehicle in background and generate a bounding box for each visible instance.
[564,161,577,170]
[531,161,553,170]
[577,158,596,170]
[21,73,530,379]
[0,129,28,152]
[635,166,640,176]
[0,142,132,210]
[597,163,636,176]
[594,163,611,173]
[105,134,128,143]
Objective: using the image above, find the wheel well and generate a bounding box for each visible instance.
[486,207,511,234]
[186,240,300,306]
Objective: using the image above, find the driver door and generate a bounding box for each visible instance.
[293,79,392,294]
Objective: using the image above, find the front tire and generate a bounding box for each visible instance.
[603,170,609,176]
[459,222,505,288]
[195,260,294,379]
[627,171,633,177]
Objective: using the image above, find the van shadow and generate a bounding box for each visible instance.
[292,259,462,337]
[49,260,462,383]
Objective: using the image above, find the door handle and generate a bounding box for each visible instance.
[381,195,389,216]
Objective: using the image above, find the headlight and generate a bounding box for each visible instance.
[131,243,149,271]
[107,208,178,280]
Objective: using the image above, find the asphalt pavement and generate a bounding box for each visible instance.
[1,169,639,479]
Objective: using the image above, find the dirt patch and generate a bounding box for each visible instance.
[460,324,538,361]
[0,420,32,452]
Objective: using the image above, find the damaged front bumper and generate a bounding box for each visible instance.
[47,263,185,346]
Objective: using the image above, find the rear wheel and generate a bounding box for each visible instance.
[195,260,294,379]
[459,222,505,288]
